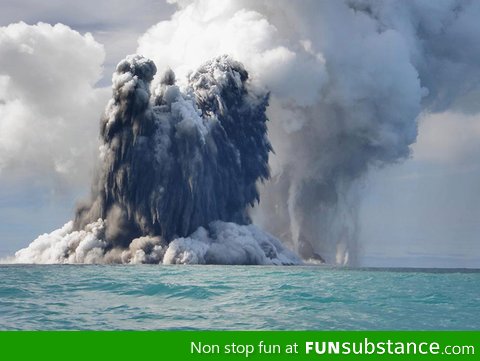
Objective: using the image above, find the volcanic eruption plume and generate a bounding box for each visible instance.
[12,55,300,265]
[7,0,480,266]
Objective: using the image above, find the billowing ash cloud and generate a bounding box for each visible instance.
[9,54,300,265]
[76,54,271,245]
[136,0,480,264]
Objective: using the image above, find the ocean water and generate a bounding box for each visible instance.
[0,265,478,330]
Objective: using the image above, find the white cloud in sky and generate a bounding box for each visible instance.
[0,22,110,186]
[0,0,175,83]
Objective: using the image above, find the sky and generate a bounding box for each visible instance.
[0,0,479,267]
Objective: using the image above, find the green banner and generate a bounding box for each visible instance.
[1,331,477,360]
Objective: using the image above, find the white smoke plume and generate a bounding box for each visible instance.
[135,0,480,264]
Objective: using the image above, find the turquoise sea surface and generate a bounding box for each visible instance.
[0,265,478,330]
